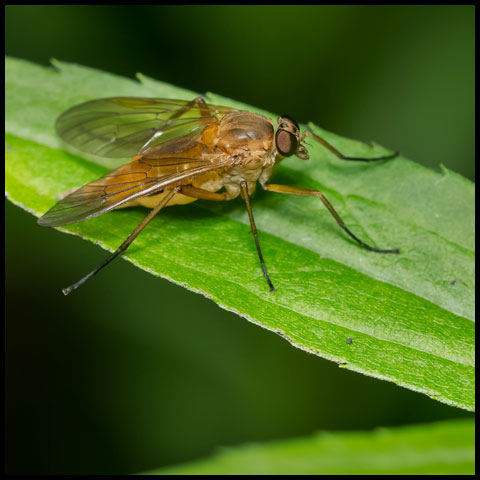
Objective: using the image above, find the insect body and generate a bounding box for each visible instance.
[38,97,399,295]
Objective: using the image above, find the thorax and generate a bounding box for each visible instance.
[202,111,277,183]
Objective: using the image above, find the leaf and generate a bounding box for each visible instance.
[5,57,475,410]
[144,419,475,475]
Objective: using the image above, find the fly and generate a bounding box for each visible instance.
[38,97,400,295]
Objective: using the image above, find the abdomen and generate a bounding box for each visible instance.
[123,170,225,208]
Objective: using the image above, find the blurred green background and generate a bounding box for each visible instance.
[5,5,474,475]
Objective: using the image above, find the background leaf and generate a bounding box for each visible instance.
[146,419,475,475]
[5,57,475,411]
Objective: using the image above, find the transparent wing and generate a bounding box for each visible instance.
[38,144,232,227]
[55,97,235,158]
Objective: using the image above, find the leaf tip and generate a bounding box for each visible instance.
[49,58,61,72]
[439,163,450,175]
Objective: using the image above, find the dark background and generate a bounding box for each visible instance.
[5,5,474,474]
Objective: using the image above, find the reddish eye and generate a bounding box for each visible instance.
[275,130,298,157]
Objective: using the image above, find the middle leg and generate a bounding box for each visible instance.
[240,182,276,291]
[181,183,276,291]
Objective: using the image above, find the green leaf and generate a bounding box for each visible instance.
[5,57,474,410]
[144,419,475,475]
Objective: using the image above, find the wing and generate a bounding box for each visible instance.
[38,143,233,227]
[55,97,235,158]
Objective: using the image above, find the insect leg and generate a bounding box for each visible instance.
[179,185,229,201]
[62,187,180,296]
[139,98,216,154]
[240,182,276,291]
[262,183,399,254]
[304,130,399,162]
[166,96,214,122]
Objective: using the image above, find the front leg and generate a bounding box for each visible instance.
[261,183,399,254]
[304,130,399,162]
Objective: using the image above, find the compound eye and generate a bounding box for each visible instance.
[275,130,298,157]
